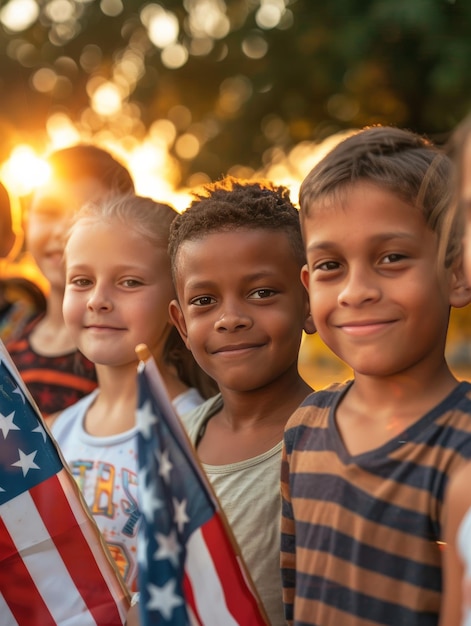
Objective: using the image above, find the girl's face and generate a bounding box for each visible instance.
[63,218,175,369]
[462,136,471,285]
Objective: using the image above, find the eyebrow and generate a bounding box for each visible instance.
[66,262,149,272]
[306,231,418,254]
[184,269,281,290]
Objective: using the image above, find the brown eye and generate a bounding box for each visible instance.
[316,261,340,271]
[249,289,276,299]
[190,296,215,306]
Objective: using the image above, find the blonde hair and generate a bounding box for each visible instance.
[69,193,218,399]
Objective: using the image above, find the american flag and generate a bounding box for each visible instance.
[0,343,130,625]
[136,352,269,625]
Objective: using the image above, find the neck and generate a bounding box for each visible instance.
[157,360,190,401]
[349,359,459,420]
[85,363,138,436]
[42,285,66,325]
[218,369,312,429]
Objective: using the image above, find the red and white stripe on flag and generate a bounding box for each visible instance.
[0,469,129,625]
[184,515,266,625]
[136,352,269,625]
[0,342,130,625]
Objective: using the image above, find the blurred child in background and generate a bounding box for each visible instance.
[6,144,134,416]
[0,181,46,342]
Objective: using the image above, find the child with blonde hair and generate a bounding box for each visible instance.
[50,193,217,593]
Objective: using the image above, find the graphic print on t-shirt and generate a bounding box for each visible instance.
[69,458,140,586]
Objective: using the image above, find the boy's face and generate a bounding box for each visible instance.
[27,177,107,291]
[301,180,459,379]
[169,228,312,394]
[462,136,471,284]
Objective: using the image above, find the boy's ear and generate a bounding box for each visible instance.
[168,299,190,349]
[304,314,316,335]
[301,264,310,292]
[449,258,471,309]
[303,308,316,335]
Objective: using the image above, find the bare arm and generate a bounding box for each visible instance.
[440,462,471,626]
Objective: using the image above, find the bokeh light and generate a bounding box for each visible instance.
[161,44,189,69]
[142,5,179,48]
[255,1,284,30]
[100,0,123,17]
[0,0,39,32]
[46,113,82,148]
[186,0,230,40]
[44,0,75,24]
[1,146,51,197]
[91,82,123,116]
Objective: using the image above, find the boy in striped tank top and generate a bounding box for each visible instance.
[281,125,471,626]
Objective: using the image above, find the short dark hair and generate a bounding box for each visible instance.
[47,144,135,194]
[168,177,305,278]
[299,126,456,265]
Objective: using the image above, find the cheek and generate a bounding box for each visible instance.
[25,220,44,246]
[306,279,327,313]
[62,292,82,327]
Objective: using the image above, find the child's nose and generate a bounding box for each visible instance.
[338,266,381,306]
[87,286,113,311]
[214,305,252,332]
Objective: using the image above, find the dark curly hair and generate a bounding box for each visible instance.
[168,177,305,278]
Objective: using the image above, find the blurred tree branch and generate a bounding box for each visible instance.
[0,0,470,186]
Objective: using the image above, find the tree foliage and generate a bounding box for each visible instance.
[0,0,470,187]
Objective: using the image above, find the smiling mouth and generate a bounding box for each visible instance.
[85,325,125,331]
[338,320,395,336]
[214,343,262,354]
[45,251,63,261]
